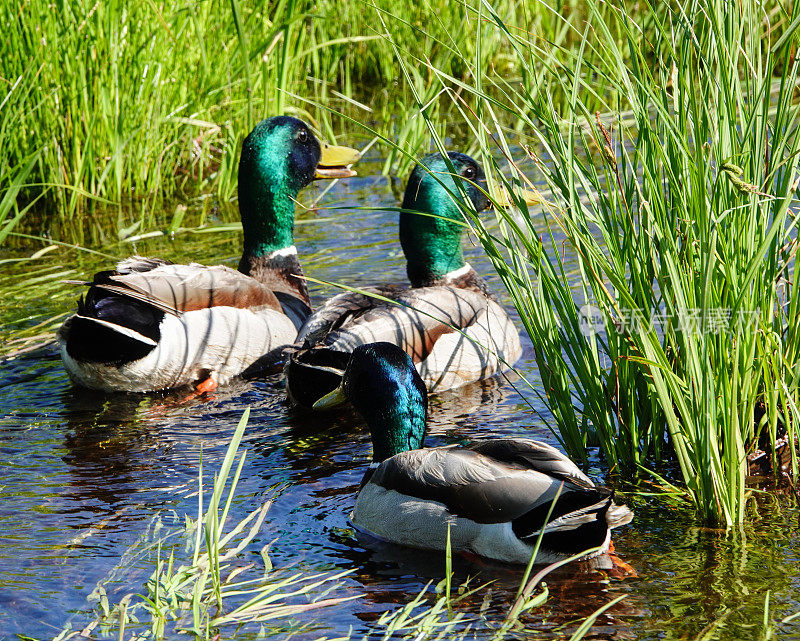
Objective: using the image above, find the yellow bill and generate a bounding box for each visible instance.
[315,142,361,179]
[312,383,347,410]
[490,184,543,208]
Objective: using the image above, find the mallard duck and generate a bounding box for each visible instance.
[58,116,360,393]
[316,342,633,564]
[285,152,525,408]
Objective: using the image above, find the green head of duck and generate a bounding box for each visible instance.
[238,116,359,257]
[338,342,428,462]
[400,152,490,286]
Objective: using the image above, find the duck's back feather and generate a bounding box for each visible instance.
[296,285,488,357]
[293,285,406,347]
[368,442,596,526]
[286,281,522,404]
[92,261,285,315]
[467,438,595,490]
[59,256,300,390]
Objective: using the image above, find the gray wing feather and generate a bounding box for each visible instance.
[467,438,595,490]
[101,263,283,315]
[295,289,387,345]
[372,445,570,524]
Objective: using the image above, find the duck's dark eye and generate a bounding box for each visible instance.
[463,165,476,180]
[297,129,309,143]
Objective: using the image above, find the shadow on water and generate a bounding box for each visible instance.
[0,150,799,639]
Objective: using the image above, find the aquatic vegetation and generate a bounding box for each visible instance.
[49,409,356,639]
[392,0,800,524]
[0,0,537,235]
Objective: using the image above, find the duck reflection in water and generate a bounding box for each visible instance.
[327,526,641,635]
[58,375,282,512]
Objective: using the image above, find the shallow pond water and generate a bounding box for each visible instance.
[1,148,800,640]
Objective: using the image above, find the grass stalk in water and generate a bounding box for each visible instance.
[53,409,355,640]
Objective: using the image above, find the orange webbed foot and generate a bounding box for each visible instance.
[195,376,218,394]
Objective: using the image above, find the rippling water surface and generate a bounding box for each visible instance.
[1,149,799,640]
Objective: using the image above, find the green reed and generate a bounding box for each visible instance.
[390,0,800,525]
[0,0,343,226]
[2,0,603,247]
[1,0,518,241]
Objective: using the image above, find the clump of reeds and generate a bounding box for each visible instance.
[388,0,800,525]
[51,409,356,639]
[1,0,543,243]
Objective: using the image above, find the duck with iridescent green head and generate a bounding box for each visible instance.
[59,116,360,393]
[315,342,634,564]
[285,151,527,408]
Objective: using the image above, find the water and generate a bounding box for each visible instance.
[1,149,800,640]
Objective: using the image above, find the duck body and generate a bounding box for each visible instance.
[286,152,522,408]
[58,117,359,392]
[316,343,633,565]
[59,256,301,392]
[354,438,629,564]
[287,272,521,404]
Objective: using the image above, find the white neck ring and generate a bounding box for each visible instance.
[443,262,472,281]
[265,245,298,259]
